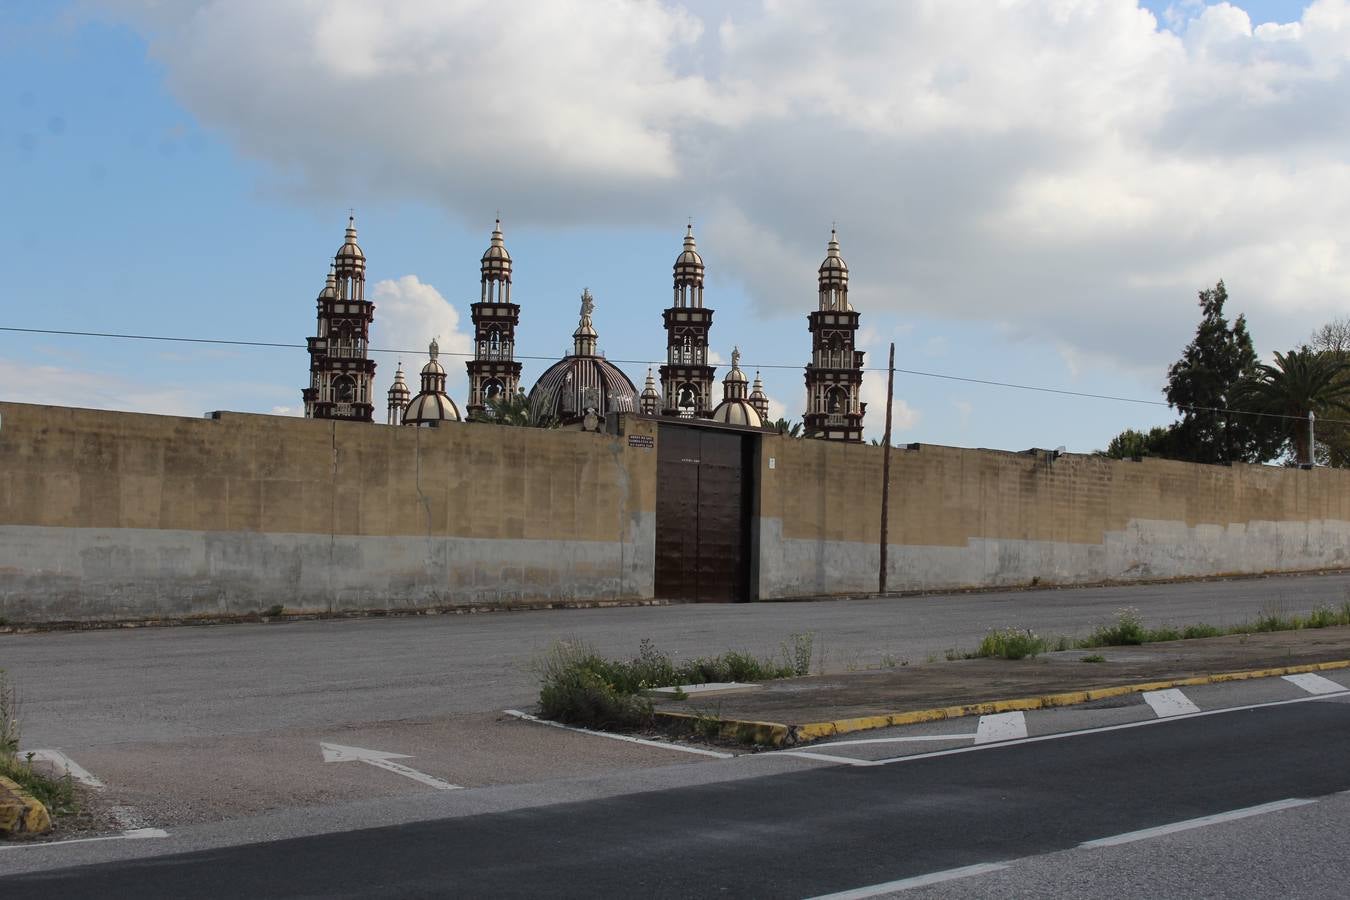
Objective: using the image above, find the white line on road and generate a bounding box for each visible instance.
[975,712,1027,744]
[502,710,736,759]
[26,749,104,787]
[1079,798,1316,848]
[813,734,978,748]
[0,828,168,851]
[319,742,461,791]
[1284,672,1347,695]
[805,862,1010,898]
[775,750,884,767]
[1142,688,1201,718]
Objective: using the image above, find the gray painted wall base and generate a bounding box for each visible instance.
[757,517,1350,598]
[0,520,656,621]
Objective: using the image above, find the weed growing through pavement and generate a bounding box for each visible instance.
[535,637,809,731]
[1081,654,1106,663]
[0,669,76,819]
[973,627,1047,660]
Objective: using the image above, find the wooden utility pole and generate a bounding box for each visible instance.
[879,342,895,594]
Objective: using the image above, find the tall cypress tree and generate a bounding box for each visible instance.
[1164,281,1280,464]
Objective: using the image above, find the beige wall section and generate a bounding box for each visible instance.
[0,402,657,620]
[758,436,1350,598]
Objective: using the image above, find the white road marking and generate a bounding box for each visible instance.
[1142,688,1201,717]
[787,688,1350,769]
[318,742,461,791]
[1079,798,1316,848]
[775,750,884,767]
[975,711,1027,744]
[26,749,104,787]
[814,734,978,748]
[1284,673,1346,695]
[806,862,1010,898]
[0,827,168,851]
[503,709,736,759]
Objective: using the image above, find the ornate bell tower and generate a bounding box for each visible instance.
[659,224,716,417]
[803,229,864,442]
[303,217,376,422]
[466,219,522,415]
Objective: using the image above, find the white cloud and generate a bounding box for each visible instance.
[99,0,1350,376]
[369,275,474,401]
[0,359,207,417]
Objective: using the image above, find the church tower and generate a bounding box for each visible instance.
[303,217,376,421]
[466,219,522,415]
[659,224,716,417]
[803,229,864,442]
[386,363,410,425]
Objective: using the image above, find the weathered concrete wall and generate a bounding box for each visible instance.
[757,437,1350,598]
[0,402,656,620]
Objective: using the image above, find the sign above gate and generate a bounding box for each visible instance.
[627,434,654,449]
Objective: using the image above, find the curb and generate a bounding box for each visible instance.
[653,712,791,747]
[0,775,51,836]
[666,659,1350,748]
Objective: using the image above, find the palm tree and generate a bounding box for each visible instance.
[771,417,803,438]
[1235,348,1350,465]
[470,389,547,427]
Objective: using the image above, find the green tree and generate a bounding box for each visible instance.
[469,389,552,427]
[1103,426,1172,459]
[1235,347,1350,466]
[1164,280,1281,464]
[1309,317,1350,466]
[771,417,803,438]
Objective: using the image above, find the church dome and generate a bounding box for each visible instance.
[317,267,337,301]
[640,367,661,415]
[673,223,704,286]
[818,227,848,288]
[526,289,638,426]
[403,339,461,426]
[387,363,411,403]
[710,398,762,428]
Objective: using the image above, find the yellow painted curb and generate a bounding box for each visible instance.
[0,774,52,836]
[659,659,1350,748]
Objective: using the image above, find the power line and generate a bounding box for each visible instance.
[2,324,1343,426]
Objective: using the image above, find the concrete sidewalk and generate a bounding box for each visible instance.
[652,627,1350,746]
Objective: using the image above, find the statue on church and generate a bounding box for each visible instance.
[579,288,595,319]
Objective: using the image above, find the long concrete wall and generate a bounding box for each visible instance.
[757,436,1350,598]
[3,400,1348,620]
[0,402,657,620]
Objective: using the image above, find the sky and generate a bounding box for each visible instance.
[0,0,1344,452]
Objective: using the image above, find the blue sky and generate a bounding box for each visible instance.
[0,0,1340,451]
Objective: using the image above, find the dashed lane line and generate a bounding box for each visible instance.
[503,710,736,759]
[1284,672,1346,695]
[1079,798,1317,848]
[975,711,1027,744]
[805,862,1011,898]
[1142,688,1201,718]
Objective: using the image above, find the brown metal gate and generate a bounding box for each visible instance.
[654,424,753,602]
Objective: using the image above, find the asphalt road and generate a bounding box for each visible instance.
[7,693,1350,897]
[4,571,1348,747]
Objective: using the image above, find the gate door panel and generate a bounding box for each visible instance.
[655,424,752,602]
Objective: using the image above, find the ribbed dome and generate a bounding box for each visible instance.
[673,223,704,286]
[710,398,762,428]
[403,339,461,426]
[818,227,848,287]
[749,371,767,403]
[527,357,638,426]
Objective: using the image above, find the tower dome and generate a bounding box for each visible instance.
[386,363,411,425]
[640,367,661,416]
[318,266,337,302]
[673,223,704,288]
[334,215,365,275]
[403,339,462,426]
[526,289,638,427]
[480,217,512,283]
[748,370,770,423]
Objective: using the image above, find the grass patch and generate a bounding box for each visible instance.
[973,627,1047,660]
[1082,607,1148,646]
[1181,624,1223,640]
[536,636,813,732]
[0,669,78,823]
[1078,601,1350,650]
[1081,654,1106,663]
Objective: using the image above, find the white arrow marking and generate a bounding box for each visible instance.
[318,742,461,791]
